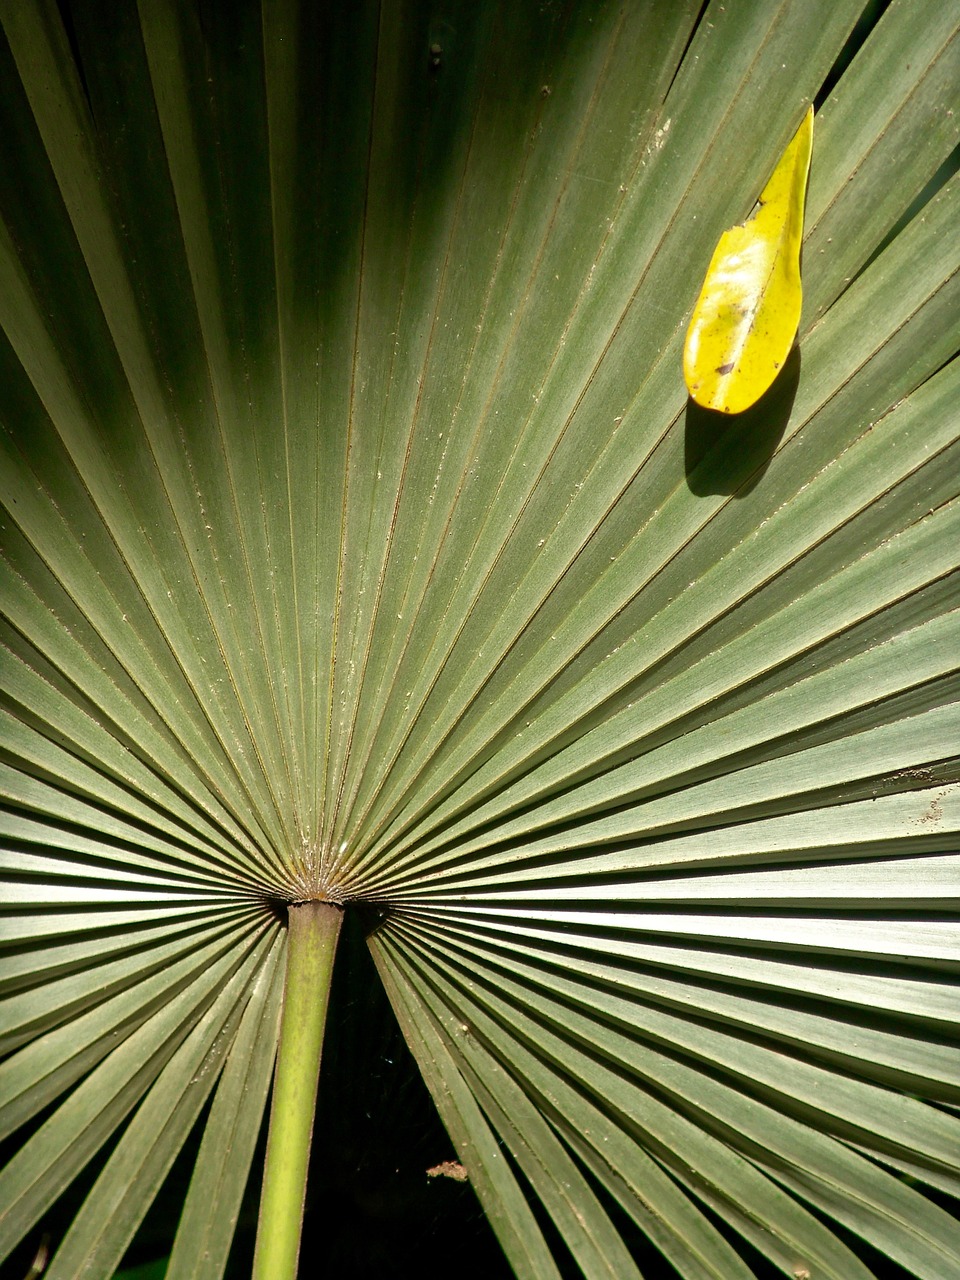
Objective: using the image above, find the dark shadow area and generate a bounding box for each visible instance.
[684,345,801,496]
[294,910,512,1279]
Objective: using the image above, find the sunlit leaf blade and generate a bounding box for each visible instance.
[0,912,268,1135]
[42,935,283,1280]
[804,0,960,319]
[0,920,278,1258]
[376,920,960,1279]
[165,944,284,1280]
[1,0,958,1276]
[377,935,761,1280]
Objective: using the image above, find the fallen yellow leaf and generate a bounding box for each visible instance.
[683,106,813,414]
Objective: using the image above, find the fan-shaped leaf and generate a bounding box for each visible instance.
[1,0,958,1276]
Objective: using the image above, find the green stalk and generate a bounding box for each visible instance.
[252,900,343,1280]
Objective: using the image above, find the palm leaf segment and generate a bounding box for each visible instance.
[1,0,958,1276]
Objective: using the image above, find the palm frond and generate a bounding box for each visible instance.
[2,0,958,1275]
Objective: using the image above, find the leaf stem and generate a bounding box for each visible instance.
[252,900,343,1280]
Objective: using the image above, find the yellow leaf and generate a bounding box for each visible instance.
[683,106,813,415]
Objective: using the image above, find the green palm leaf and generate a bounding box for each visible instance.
[2,0,958,1276]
